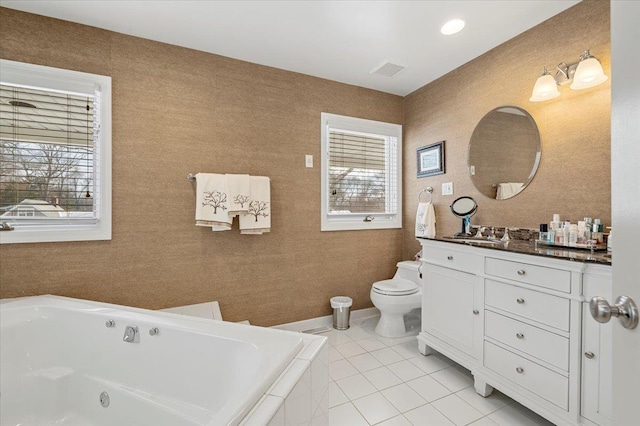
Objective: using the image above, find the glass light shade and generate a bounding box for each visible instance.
[529,73,561,102]
[570,57,608,89]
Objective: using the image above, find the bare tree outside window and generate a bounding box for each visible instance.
[0,141,93,214]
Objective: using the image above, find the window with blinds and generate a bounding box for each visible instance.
[0,85,98,221]
[0,59,111,244]
[321,113,402,231]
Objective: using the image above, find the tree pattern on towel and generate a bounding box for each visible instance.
[247,200,269,222]
[202,191,228,213]
[233,194,250,208]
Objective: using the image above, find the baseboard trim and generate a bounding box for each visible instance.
[272,307,380,332]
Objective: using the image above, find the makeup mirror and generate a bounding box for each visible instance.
[450,196,477,236]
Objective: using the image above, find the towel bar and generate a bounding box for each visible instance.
[419,187,433,203]
[187,173,197,181]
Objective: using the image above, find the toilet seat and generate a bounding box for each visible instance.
[372,278,419,296]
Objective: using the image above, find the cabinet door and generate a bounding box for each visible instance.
[423,264,481,359]
[582,273,612,426]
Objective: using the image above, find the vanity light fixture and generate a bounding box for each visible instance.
[440,19,465,35]
[529,67,561,102]
[529,49,608,102]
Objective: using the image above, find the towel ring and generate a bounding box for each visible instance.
[419,187,434,203]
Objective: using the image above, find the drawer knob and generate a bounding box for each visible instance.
[473,310,479,315]
[516,298,525,304]
[517,269,526,276]
[585,351,595,359]
[447,255,453,260]
[516,367,524,374]
[516,333,524,339]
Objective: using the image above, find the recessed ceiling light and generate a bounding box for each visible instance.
[441,19,465,36]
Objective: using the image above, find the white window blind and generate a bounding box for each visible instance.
[0,59,111,244]
[329,130,398,214]
[0,84,100,224]
[321,113,402,231]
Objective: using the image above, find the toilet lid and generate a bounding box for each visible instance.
[372,279,419,296]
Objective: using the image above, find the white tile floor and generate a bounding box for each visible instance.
[327,316,555,426]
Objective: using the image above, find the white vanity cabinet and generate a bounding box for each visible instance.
[422,264,482,361]
[418,238,612,426]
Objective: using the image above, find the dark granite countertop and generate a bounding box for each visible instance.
[418,237,612,266]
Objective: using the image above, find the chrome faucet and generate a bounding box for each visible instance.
[474,226,486,239]
[123,325,139,343]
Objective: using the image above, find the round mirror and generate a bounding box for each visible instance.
[450,196,477,236]
[450,196,477,218]
[468,106,541,200]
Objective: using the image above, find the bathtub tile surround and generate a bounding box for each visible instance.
[326,316,553,426]
[160,301,223,320]
[241,334,329,425]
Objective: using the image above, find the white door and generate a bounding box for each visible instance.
[610,1,640,423]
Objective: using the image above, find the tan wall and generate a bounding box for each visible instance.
[403,0,611,258]
[0,8,404,325]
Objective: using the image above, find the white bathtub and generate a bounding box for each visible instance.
[0,295,303,426]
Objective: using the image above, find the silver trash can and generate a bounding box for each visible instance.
[331,296,353,330]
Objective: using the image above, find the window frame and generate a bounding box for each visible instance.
[320,112,402,231]
[0,59,112,244]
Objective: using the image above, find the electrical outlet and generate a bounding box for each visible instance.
[442,182,454,196]
[305,155,313,168]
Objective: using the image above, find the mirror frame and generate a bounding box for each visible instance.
[467,105,541,200]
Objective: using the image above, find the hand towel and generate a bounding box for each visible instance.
[195,173,232,231]
[415,202,436,238]
[496,182,523,200]
[226,174,251,218]
[239,176,271,235]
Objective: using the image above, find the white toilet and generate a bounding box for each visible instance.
[370,260,422,338]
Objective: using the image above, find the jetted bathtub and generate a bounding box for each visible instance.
[0,295,303,426]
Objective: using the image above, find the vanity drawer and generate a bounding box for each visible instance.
[422,246,482,274]
[485,280,569,331]
[485,341,568,410]
[485,257,571,293]
[485,311,569,371]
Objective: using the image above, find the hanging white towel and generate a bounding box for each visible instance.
[239,176,271,235]
[496,182,524,200]
[415,202,436,238]
[195,173,232,231]
[226,174,251,218]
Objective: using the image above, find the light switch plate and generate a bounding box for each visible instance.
[305,155,313,168]
[442,182,454,196]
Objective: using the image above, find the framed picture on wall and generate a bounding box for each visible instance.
[417,141,445,178]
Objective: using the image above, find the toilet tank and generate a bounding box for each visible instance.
[394,260,422,287]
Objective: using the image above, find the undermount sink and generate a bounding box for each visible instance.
[443,236,504,245]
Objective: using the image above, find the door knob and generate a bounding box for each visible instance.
[589,295,638,329]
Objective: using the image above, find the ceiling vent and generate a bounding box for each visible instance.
[370,61,405,78]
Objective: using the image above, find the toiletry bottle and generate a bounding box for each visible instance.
[555,223,565,245]
[539,224,548,243]
[577,221,586,244]
[596,224,604,243]
[563,221,571,246]
[550,214,561,234]
[569,224,578,247]
[606,227,612,252]
[584,217,593,242]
